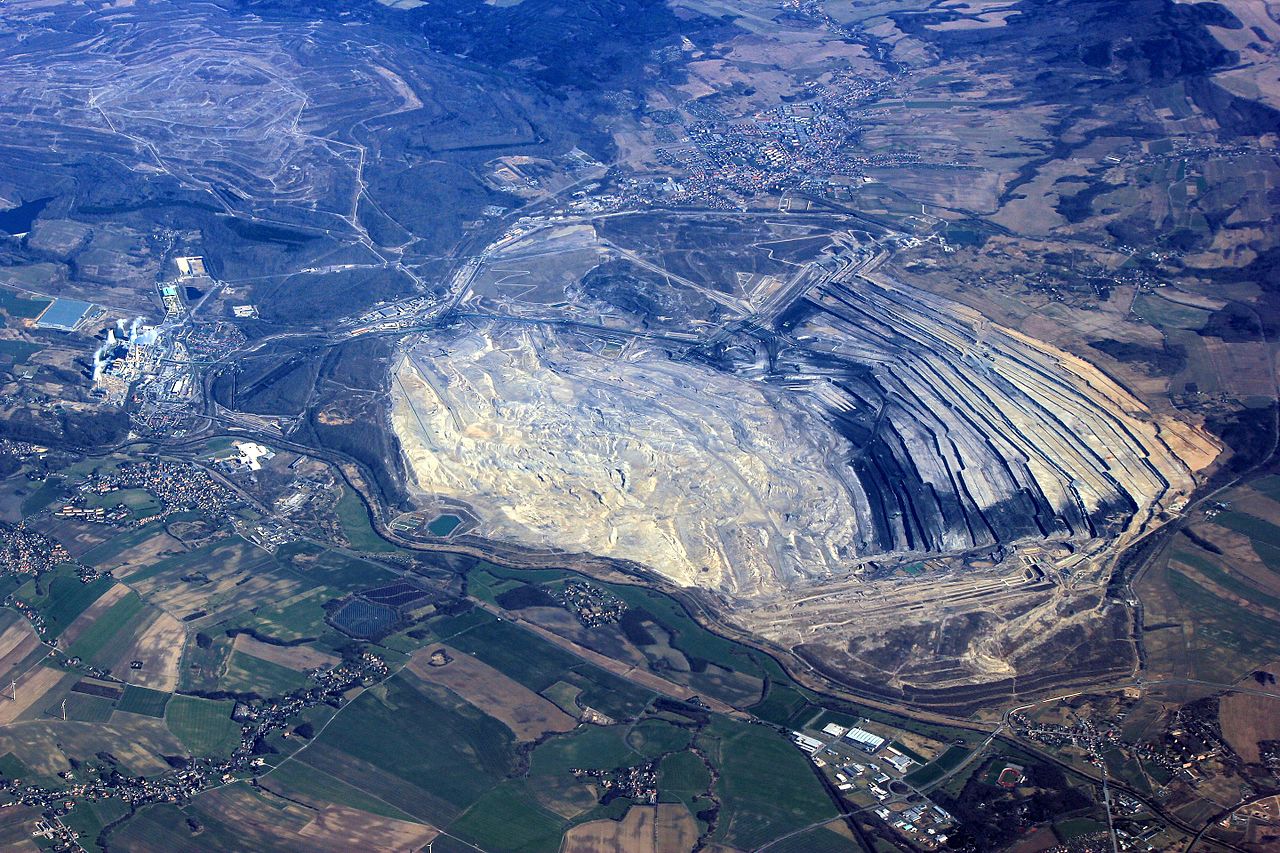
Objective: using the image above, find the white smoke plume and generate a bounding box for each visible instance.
[91,318,154,382]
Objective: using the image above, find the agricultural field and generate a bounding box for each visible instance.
[447,783,568,853]
[258,758,424,822]
[15,567,115,637]
[405,645,577,740]
[165,696,242,757]
[218,649,311,697]
[61,796,130,851]
[0,289,52,320]
[1220,689,1280,766]
[0,445,1039,853]
[231,632,339,672]
[109,783,439,853]
[1139,475,1280,684]
[562,803,699,853]
[116,685,171,718]
[467,562,774,707]
[0,609,45,686]
[289,673,518,825]
[78,521,180,570]
[698,716,842,850]
[285,549,398,593]
[63,590,146,666]
[123,535,299,625]
[334,486,401,553]
[241,589,333,641]
[60,570,885,850]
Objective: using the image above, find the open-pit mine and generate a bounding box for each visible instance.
[392,256,1220,707]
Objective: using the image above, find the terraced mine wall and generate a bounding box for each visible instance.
[760,274,1214,559]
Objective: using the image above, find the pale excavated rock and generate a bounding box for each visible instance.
[393,326,868,598]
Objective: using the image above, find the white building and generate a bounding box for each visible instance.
[844,726,886,753]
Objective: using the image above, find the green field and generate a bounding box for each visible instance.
[59,692,117,723]
[531,725,641,775]
[180,633,235,693]
[0,753,31,782]
[466,569,524,604]
[1215,511,1280,550]
[20,476,64,517]
[335,487,399,552]
[304,673,516,822]
[260,758,422,822]
[165,696,242,757]
[220,650,310,697]
[1166,570,1280,661]
[86,488,163,518]
[627,718,692,758]
[0,289,51,319]
[0,339,41,364]
[699,716,839,849]
[751,683,811,726]
[445,618,653,719]
[1254,540,1280,574]
[540,680,583,715]
[78,521,169,568]
[1250,476,1280,504]
[658,750,712,810]
[561,667,654,722]
[1054,816,1108,841]
[124,535,274,585]
[116,685,171,718]
[763,825,864,853]
[286,550,396,591]
[104,803,207,850]
[18,569,114,637]
[447,782,565,853]
[61,796,130,852]
[906,744,972,787]
[248,590,332,640]
[65,592,146,664]
[425,605,498,640]
[1132,292,1211,331]
[1170,546,1280,612]
[1106,750,1153,796]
